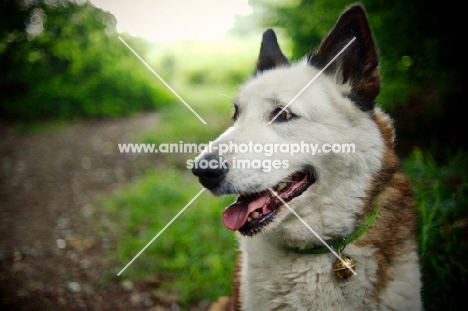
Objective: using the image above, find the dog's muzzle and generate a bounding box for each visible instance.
[191,154,228,190]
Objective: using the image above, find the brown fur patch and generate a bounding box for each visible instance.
[355,110,419,298]
[232,251,242,311]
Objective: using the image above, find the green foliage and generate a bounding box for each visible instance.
[404,149,468,311]
[0,0,173,121]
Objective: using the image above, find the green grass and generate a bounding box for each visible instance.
[100,168,236,304]
[403,149,468,311]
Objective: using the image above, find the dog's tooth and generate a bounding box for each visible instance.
[248,217,252,222]
[251,211,260,219]
[277,182,287,191]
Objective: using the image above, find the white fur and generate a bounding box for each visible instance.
[197,56,422,311]
[205,61,384,243]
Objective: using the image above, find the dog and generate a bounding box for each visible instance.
[192,4,422,310]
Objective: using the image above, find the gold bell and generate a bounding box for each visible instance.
[334,250,356,279]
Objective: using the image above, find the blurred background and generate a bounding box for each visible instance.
[0,0,466,310]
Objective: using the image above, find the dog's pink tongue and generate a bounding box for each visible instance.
[222,193,270,231]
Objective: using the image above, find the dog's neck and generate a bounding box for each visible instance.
[289,199,381,254]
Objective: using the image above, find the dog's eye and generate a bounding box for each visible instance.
[271,107,295,122]
[231,104,239,121]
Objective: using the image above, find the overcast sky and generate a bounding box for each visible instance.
[89,0,252,42]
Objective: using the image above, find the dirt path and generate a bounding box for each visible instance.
[0,113,183,310]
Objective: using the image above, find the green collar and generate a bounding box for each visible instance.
[291,203,380,254]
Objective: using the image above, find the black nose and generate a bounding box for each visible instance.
[191,154,228,190]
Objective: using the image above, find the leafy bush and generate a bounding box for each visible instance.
[0,0,173,121]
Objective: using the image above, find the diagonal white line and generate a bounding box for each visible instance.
[268,188,357,275]
[269,37,356,124]
[117,187,206,276]
[118,36,207,125]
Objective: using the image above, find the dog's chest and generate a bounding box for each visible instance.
[239,237,378,311]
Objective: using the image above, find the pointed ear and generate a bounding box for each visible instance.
[256,29,289,73]
[308,4,379,112]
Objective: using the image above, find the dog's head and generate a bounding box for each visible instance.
[192,5,392,246]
